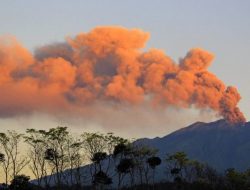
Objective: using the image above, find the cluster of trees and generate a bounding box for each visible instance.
[0,127,161,189]
[0,127,250,190]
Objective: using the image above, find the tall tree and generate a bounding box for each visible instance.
[147,156,161,186]
[64,136,85,187]
[166,151,189,182]
[113,142,134,189]
[131,145,158,185]
[81,132,107,182]
[0,131,29,184]
[24,129,51,187]
[44,127,69,188]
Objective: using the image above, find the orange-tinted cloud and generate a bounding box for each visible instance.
[0,26,245,124]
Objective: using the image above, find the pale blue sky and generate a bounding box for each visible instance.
[0,0,250,120]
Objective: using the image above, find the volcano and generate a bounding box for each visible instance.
[139,119,250,171]
[33,119,250,186]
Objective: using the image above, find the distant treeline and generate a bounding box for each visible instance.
[0,127,249,190]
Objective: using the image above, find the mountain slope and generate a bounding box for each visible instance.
[138,119,250,171]
[34,119,250,186]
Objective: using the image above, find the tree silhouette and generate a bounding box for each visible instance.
[43,127,70,188]
[131,145,158,185]
[226,168,246,190]
[65,139,84,188]
[147,156,161,169]
[166,152,189,183]
[24,129,49,187]
[91,152,107,172]
[0,153,5,162]
[0,131,29,185]
[113,142,133,189]
[113,143,130,158]
[147,156,161,186]
[117,158,135,188]
[93,170,112,189]
[9,175,31,190]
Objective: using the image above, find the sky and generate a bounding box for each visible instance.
[0,0,249,138]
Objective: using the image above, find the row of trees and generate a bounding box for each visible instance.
[0,127,250,190]
[0,127,161,189]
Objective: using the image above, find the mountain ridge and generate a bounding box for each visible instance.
[137,119,250,171]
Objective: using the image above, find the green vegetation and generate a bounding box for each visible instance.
[0,127,249,190]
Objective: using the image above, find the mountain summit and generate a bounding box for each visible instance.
[139,119,250,171]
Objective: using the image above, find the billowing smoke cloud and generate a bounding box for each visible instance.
[0,26,245,124]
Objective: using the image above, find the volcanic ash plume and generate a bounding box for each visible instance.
[0,27,246,124]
